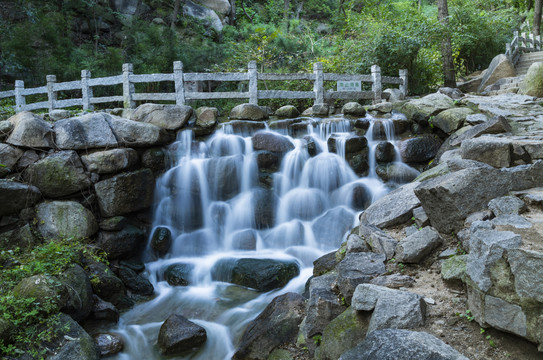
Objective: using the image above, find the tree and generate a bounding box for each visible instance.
[171,0,182,29]
[437,0,456,87]
[535,0,542,35]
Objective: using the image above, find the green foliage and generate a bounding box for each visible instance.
[456,309,475,322]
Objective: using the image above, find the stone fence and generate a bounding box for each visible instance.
[506,25,543,65]
[0,61,408,113]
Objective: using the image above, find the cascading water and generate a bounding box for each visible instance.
[108,113,415,360]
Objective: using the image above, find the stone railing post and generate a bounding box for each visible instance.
[173,61,185,106]
[46,75,57,112]
[506,43,512,60]
[81,70,94,111]
[313,62,324,105]
[399,69,408,100]
[123,63,136,109]
[14,80,25,113]
[248,61,258,105]
[371,65,382,104]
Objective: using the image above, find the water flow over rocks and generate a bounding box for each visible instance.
[109,113,414,359]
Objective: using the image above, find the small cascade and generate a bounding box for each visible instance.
[109,113,415,360]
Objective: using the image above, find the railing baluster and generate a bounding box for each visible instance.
[14,80,25,113]
[46,75,57,112]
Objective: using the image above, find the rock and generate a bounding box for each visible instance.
[142,147,166,173]
[466,229,522,292]
[492,215,532,230]
[327,134,367,154]
[351,284,426,333]
[399,135,442,163]
[49,314,100,360]
[59,264,93,322]
[53,113,118,149]
[49,109,71,121]
[211,258,300,292]
[111,0,143,16]
[252,131,294,152]
[164,263,194,286]
[195,106,218,129]
[370,273,415,288]
[158,314,207,356]
[360,182,421,229]
[374,142,395,163]
[375,163,419,183]
[0,143,23,177]
[383,88,404,102]
[151,226,172,256]
[414,168,511,233]
[25,150,91,197]
[312,207,354,247]
[484,295,527,337]
[96,225,146,260]
[13,274,66,308]
[81,148,138,174]
[117,265,154,296]
[412,206,429,227]
[334,252,386,305]
[400,92,454,125]
[221,120,267,135]
[230,103,268,120]
[275,105,300,118]
[193,0,231,15]
[432,108,473,134]
[316,307,370,360]
[99,216,127,231]
[346,233,370,253]
[86,260,128,307]
[359,224,397,260]
[441,255,467,282]
[478,54,516,92]
[94,333,124,356]
[339,328,469,360]
[16,149,40,170]
[36,201,98,240]
[396,227,441,264]
[184,0,223,32]
[252,187,278,229]
[367,102,393,113]
[466,113,489,125]
[449,115,511,147]
[457,75,483,93]
[303,274,345,338]
[313,251,339,276]
[94,169,155,216]
[106,115,168,147]
[488,196,526,216]
[256,151,279,171]
[131,103,192,130]
[207,155,243,201]
[460,136,511,168]
[231,229,257,250]
[438,87,464,99]
[312,104,330,116]
[0,180,40,216]
[0,224,38,250]
[342,102,366,117]
[90,295,119,322]
[508,248,543,303]
[519,62,543,97]
[0,119,14,141]
[233,293,305,360]
[6,111,54,148]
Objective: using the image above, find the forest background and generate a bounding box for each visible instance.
[0,0,539,107]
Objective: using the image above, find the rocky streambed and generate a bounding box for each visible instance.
[1,91,543,359]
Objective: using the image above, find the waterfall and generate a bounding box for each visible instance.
[108,112,415,360]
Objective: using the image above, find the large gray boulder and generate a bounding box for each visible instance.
[25,151,91,198]
[193,0,231,15]
[53,113,118,149]
[195,106,219,128]
[36,201,98,240]
[342,102,366,117]
[81,148,138,174]
[275,105,300,118]
[478,54,516,92]
[130,103,193,130]
[460,136,511,168]
[508,248,543,303]
[358,224,397,260]
[0,120,14,141]
[339,329,469,360]
[399,135,442,163]
[399,92,454,125]
[48,314,100,360]
[233,293,305,360]
[360,182,421,229]
[252,131,294,152]
[94,168,155,216]
[519,62,543,97]
[414,168,511,233]
[6,112,54,148]
[432,107,473,134]
[449,115,511,147]
[396,226,441,263]
[0,143,23,177]
[96,225,146,260]
[106,115,168,147]
[312,207,355,247]
[230,103,268,121]
[157,314,207,356]
[334,252,386,304]
[488,196,526,216]
[351,284,426,333]
[0,180,41,216]
[59,264,94,322]
[184,0,223,32]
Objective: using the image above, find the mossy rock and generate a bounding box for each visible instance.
[441,255,467,282]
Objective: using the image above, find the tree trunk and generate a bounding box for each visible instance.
[229,0,236,26]
[284,0,290,22]
[535,0,542,36]
[437,0,456,88]
[171,0,182,30]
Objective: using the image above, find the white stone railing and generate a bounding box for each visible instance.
[0,61,408,113]
[506,23,542,65]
